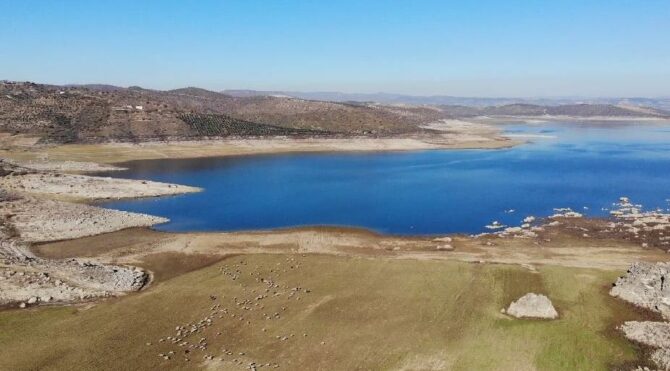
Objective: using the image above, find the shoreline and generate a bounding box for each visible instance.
[32,222,670,271]
[476,115,670,123]
[4,115,668,166]
[0,132,521,165]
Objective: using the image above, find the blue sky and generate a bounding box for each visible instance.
[1,0,668,97]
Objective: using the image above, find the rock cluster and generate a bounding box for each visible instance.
[504,293,558,319]
[484,215,543,239]
[433,236,454,251]
[607,197,670,249]
[549,208,583,219]
[478,197,670,248]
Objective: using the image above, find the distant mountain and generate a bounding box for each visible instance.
[222,89,670,110]
[438,103,670,118]
[1,81,667,144]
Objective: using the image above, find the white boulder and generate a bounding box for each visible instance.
[506,293,558,319]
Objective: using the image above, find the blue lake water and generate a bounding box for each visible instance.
[100,121,670,235]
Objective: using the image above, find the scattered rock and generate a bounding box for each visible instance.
[523,216,536,223]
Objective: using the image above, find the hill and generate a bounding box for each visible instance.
[0,81,442,143]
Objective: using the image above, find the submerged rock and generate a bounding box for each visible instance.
[523,216,536,223]
[506,293,558,319]
[485,221,505,230]
[610,262,670,319]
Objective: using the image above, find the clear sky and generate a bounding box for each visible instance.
[1,0,668,97]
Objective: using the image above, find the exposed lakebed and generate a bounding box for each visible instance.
[100,121,670,235]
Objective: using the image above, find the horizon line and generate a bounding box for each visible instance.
[3,79,669,101]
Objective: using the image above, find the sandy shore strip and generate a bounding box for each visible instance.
[475,115,670,124]
[2,158,127,173]
[34,223,669,272]
[0,133,520,165]
[0,172,201,201]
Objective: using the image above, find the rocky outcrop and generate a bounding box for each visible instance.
[621,321,670,348]
[0,196,169,242]
[610,262,670,320]
[613,263,670,370]
[621,321,670,370]
[0,189,152,308]
[505,293,558,319]
[0,252,148,307]
[0,155,203,308]
[652,348,670,370]
[0,224,148,308]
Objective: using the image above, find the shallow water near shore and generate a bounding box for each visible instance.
[100,121,670,235]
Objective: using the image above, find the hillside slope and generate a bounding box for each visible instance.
[0,82,441,143]
[1,81,667,144]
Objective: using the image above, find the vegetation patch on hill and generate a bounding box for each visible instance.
[177,113,333,137]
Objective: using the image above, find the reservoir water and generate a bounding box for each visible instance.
[100,121,670,235]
